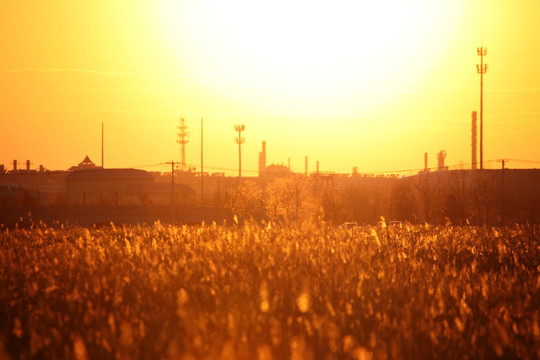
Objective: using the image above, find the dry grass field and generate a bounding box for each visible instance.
[0,221,538,359]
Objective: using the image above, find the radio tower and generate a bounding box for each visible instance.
[234,123,245,178]
[476,44,488,169]
[177,117,189,170]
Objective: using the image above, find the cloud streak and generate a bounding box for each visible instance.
[0,68,200,84]
[3,68,540,94]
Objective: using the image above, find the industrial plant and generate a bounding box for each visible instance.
[1,126,539,226]
[1,46,539,225]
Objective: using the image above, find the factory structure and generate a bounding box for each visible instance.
[1,107,539,225]
[2,44,537,225]
[1,144,539,227]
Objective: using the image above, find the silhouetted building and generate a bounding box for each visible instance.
[257,141,292,178]
[144,182,196,206]
[0,169,67,205]
[66,168,153,205]
[264,164,291,178]
[65,168,197,206]
[69,155,101,171]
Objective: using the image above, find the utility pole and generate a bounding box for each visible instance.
[101,112,104,168]
[234,123,245,178]
[161,160,178,220]
[201,112,204,203]
[171,161,175,207]
[177,117,189,170]
[498,159,507,225]
[471,111,477,170]
[476,45,488,170]
[163,161,177,207]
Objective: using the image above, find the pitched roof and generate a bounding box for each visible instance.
[80,155,94,165]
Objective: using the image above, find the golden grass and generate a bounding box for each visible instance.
[0,221,538,359]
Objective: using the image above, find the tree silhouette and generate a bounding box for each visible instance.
[413,172,441,223]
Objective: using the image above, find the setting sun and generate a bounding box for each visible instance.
[1,0,539,174]
[157,0,461,105]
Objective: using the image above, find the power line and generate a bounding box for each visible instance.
[505,159,540,165]
[189,163,259,174]
[127,161,259,174]
[125,162,164,169]
[127,158,540,177]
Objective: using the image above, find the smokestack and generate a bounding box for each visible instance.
[263,141,266,167]
[472,111,477,170]
[305,156,308,176]
[258,141,267,177]
[316,161,320,174]
[26,160,30,170]
[13,160,17,171]
[424,153,428,172]
[438,150,447,171]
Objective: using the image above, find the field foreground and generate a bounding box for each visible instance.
[0,221,538,359]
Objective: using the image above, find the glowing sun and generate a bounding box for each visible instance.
[157,0,460,98]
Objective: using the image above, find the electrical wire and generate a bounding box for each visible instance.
[126,158,539,176]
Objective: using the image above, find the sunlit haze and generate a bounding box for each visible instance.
[1,0,539,174]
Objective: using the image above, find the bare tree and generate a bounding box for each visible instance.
[469,171,498,225]
[225,180,262,218]
[264,175,314,222]
[264,178,288,221]
[413,172,441,223]
[390,180,416,222]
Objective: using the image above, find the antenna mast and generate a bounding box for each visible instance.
[234,123,245,178]
[476,44,488,169]
[177,117,189,170]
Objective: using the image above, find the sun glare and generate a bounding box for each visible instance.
[156,0,460,102]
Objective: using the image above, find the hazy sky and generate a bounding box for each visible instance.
[1,0,539,175]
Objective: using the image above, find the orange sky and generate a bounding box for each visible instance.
[1,0,539,175]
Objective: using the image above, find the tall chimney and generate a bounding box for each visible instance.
[13,160,17,171]
[316,161,320,174]
[259,141,267,177]
[26,160,30,170]
[304,156,308,176]
[438,150,447,171]
[472,111,477,170]
[262,141,266,167]
[424,153,428,172]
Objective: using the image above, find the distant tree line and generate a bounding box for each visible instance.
[223,170,539,225]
